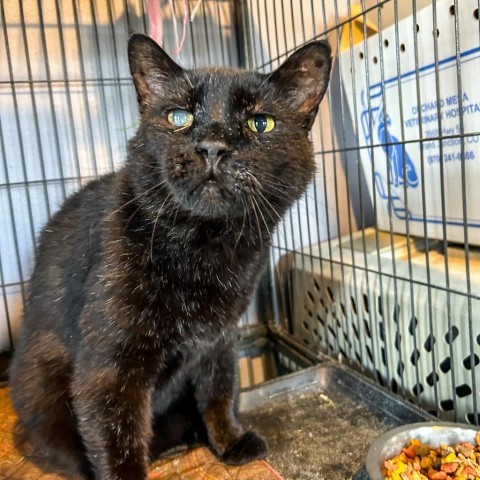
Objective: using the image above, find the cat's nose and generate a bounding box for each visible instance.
[195,140,232,165]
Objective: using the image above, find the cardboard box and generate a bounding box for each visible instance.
[340,0,480,245]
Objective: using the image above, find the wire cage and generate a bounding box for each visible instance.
[0,0,479,462]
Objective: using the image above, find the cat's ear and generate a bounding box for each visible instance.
[128,34,184,111]
[268,41,332,128]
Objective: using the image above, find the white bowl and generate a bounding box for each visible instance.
[365,422,480,480]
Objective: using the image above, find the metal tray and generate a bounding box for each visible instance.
[239,362,434,480]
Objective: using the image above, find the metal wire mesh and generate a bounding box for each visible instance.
[1,0,479,425]
[240,0,479,425]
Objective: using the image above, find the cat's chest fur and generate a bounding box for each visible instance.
[92,197,265,357]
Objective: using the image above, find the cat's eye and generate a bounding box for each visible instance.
[247,114,275,133]
[167,109,194,128]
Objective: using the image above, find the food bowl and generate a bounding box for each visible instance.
[365,422,480,480]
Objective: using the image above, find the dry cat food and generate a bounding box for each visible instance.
[382,431,480,480]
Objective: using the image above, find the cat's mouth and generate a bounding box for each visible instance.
[191,177,222,194]
[192,178,229,203]
[184,177,237,218]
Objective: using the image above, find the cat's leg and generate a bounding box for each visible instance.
[71,361,154,480]
[9,333,92,476]
[193,339,267,466]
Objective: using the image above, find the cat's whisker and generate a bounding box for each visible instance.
[125,204,144,228]
[108,180,167,219]
[173,125,190,133]
[251,195,270,234]
[246,172,289,196]
[255,191,282,223]
[242,172,284,223]
[248,194,264,256]
[184,74,193,88]
[171,204,180,227]
[150,209,162,263]
[259,180,288,195]
[231,200,247,261]
[149,192,174,262]
[243,194,254,239]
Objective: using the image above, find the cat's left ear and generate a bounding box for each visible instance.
[128,33,184,112]
[268,41,332,128]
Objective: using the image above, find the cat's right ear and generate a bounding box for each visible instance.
[128,34,184,112]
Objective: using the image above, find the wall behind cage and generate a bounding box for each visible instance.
[0,0,239,352]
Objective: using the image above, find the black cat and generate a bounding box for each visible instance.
[9,34,331,480]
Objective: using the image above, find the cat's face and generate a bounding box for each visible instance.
[128,35,331,221]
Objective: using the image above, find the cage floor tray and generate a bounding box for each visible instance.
[239,362,434,480]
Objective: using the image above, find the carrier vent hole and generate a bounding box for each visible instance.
[445,325,459,344]
[373,56,378,64]
[391,378,398,393]
[397,361,405,377]
[412,383,424,396]
[359,51,364,60]
[394,332,402,351]
[340,303,347,317]
[408,316,418,335]
[377,296,383,316]
[375,370,385,386]
[313,278,320,292]
[303,338,310,346]
[463,354,479,370]
[303,321,310,331]
[449,5,455,16]
[384,39,389,47]
[366,346,374,363]
[381,347,387,366]
[440,357,451,373]
[424,334,436,352]
[364,320,371,339]
[456,384,472,398]
[467,412,480,424]
[400,43,406,52]
[316,314,325,326]
[441,399,454,411]
[353,323,359,340]
[426,372,439,386]
[319,297,326,310]
[410,349,420,366]
[379,321,385,341]
[350,296,357,315]
[307,290,315,304]
[326,286,335,304]
[362,294,369,313]
[393,304,400,324]
[475,8,479,20]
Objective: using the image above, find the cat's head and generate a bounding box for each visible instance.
[128,34,331,222]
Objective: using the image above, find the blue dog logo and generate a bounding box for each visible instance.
[377,111,418,188]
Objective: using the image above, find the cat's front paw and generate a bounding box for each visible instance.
[221,430,268,466]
